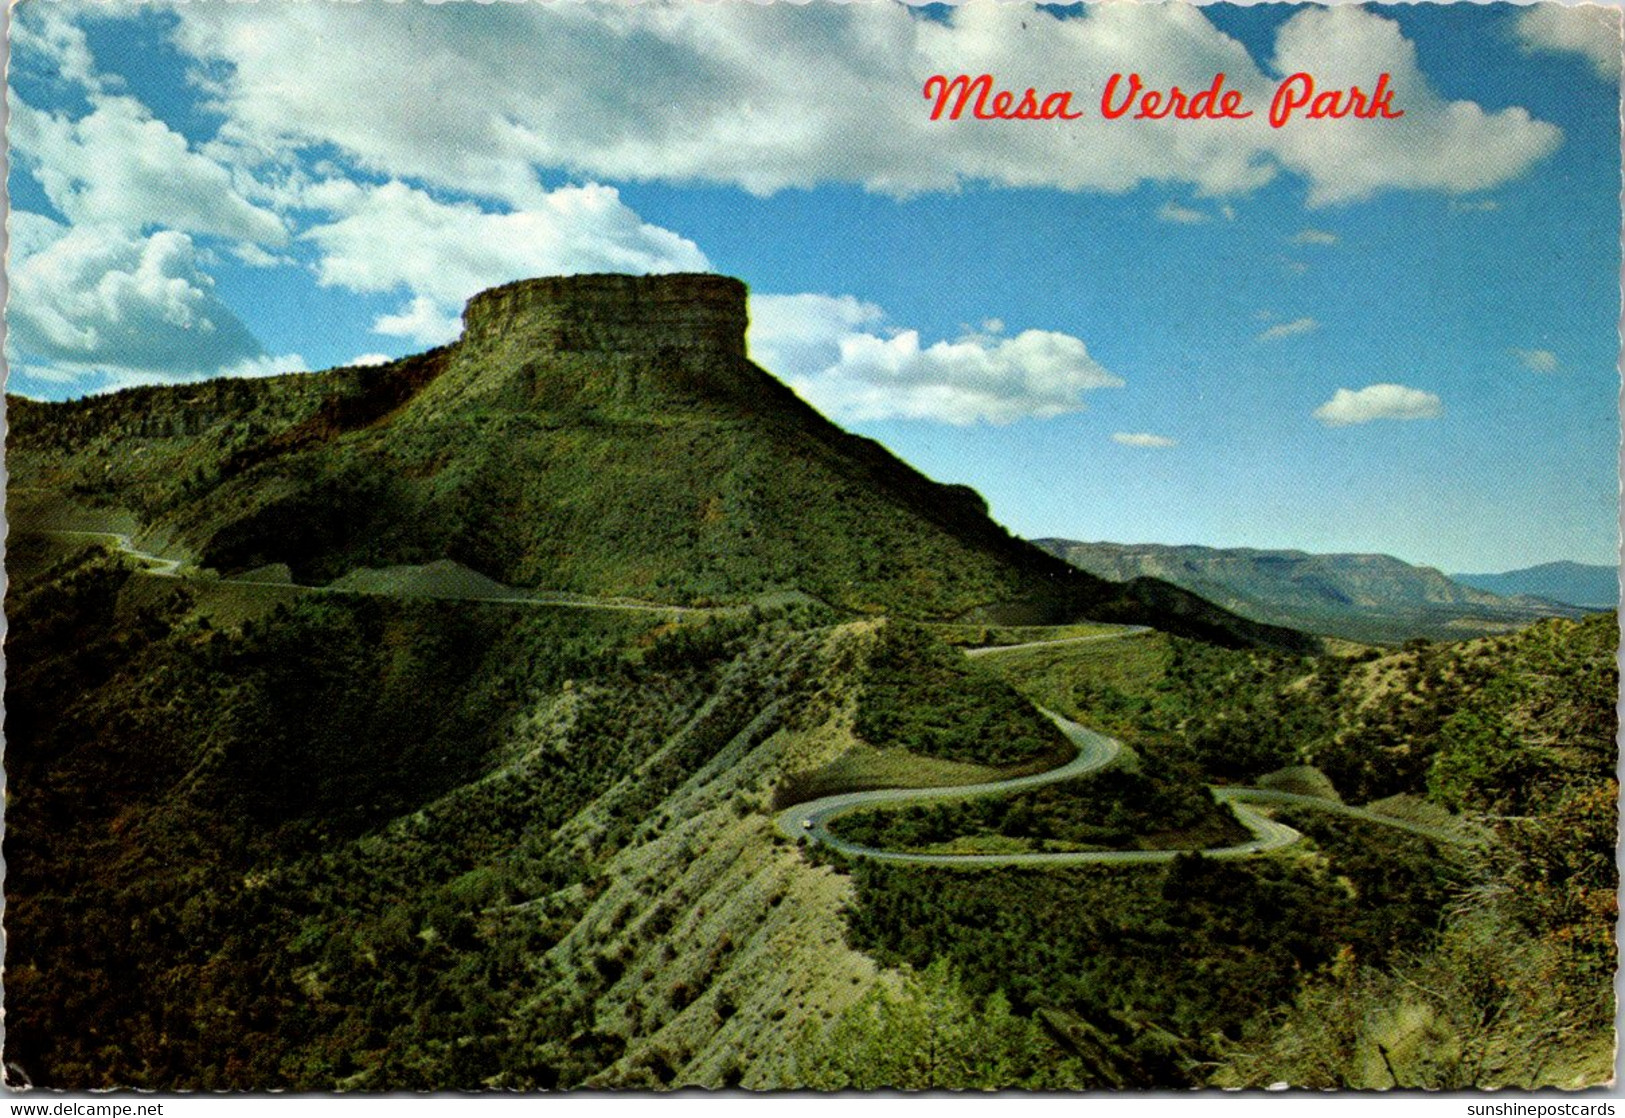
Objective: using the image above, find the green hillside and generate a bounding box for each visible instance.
[836,613,1617,1088]
[4,275,1611,1092]
[9,275,1307,650]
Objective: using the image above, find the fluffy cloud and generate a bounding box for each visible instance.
[9,210,71,262]
[7,2,1576,396]
[1313,383,1443,427]
[1514,347,1560,374]
[749,294,886,386]
[301,180,709,345]
[750,294,1121,426]
[216,353,312,382]
[166,1,1561,206]
[1257,317,1318,342]
[11,3,105,95]
[10,92,286,245]
[4,4,298,392]
[1112,432,1177,448]
[6,215,300,388]
[1268,7,1562,205]
[370,297,466,348]
[231,243,296,269]
[1517,6,1622,80]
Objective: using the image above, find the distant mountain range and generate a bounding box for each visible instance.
[1032,539,1600,645]
[6,272,1612,1091]
[1451,561,1618,611]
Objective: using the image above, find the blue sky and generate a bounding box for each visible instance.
[6,0,1620,573]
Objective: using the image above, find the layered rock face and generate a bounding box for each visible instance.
[462,273,748,359]
[419,272,761,415]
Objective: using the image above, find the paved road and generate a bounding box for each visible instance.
[44,529,710,615]
[55,528,1473,862]
[50,530,184,576]
[778,629,1476,866]
[775,707,1308,866]
[1210,786,1478,846]
[964,626,1152,658]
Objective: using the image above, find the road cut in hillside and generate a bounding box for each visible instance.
[778,630,1479,866]
[57,526,1476,864]
[775,708,1307,866]
[43,529,715,616]
[962,626,1153,657]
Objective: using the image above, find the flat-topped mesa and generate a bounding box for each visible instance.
[430,272,762,414]
[461,273,747,359]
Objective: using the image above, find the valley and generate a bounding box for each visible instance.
[4,274,1614,1092]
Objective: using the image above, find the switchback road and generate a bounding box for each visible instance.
[51,527,1472,864]
[774,707,1306,866]
[777,630,1475,866]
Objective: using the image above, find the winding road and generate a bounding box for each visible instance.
[54,526,1473,866]
[44,530,709,615]
[776,630,1476,866]
[50,530,185,576]
[775,707,1307,866]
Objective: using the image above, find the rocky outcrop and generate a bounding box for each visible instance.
[415,273,762,416]
[462,273,747,360]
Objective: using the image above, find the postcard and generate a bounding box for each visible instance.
[4,0,1619,1095]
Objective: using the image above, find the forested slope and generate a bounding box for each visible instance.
[6,274,1609,1091]
[9,275,1309,649]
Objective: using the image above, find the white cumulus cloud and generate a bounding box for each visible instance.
[749,294,886,387]
[750,294,1121,426]
[12,4,107,95]
[7,1,1579,393]
[1269,7,1563,205]
[370,297,466,348]
[1517,6,1622,80]
[8,219,264,375]
[1112,432,1178,448]
[216,353,310,382]
[1313,383,1443,427]
[10,92,286,246]
[163,1,1563,207]
[6,215,308,392]
[1157,202,1212,225]
[4,4,299,393]
[300,180,710,345]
